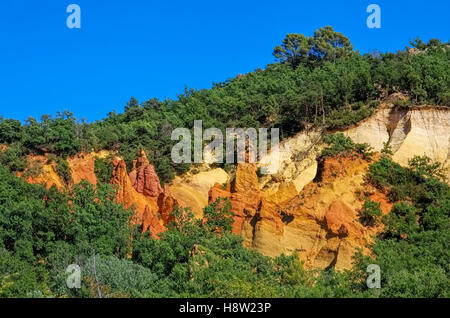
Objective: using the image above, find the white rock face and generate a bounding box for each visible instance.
[258,129,324,193]
[258,104,450,191]
[343,108,392,151]
[342,106,450,180]
[393,108,449,172]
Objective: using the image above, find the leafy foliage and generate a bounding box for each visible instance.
[94,155,115,184]
[321,133,373,159]
[273,26,353,68]
[359,199,382,227]
[55,157,72,185]
[352,156,450,297]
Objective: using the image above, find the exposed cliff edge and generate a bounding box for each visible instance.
[259,101,449,195]
[258,129,324,194]
[209,155,391,270]
[342,104,450,181]
[19,100,449,269]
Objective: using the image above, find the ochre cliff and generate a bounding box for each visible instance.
[111,152,179,238]
[258,129,323,194]
[209,163,264,237]
[210,154,391,271]
[25,151,112,189]
[22,155,64,189]
[18,100,449,270]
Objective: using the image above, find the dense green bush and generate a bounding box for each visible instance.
[0,143,26,172]
[321,133,373,159]
[359,199,382,227]
[351,156,450,297]
[94,155,115,184]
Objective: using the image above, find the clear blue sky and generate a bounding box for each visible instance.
[0,0,449,122]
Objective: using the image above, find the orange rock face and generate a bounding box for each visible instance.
[208,154,392,271]
[209,163,264,235]
[111,152,179,238]
[263,181,298,205]
[67,153,97,185]
[24,151,111,189]
[111,158,162,237]
[23,155,64,189]
[142,205,165,238]
[158,185,178,224]
[324,200,359,238]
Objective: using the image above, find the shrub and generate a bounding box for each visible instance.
[22,160,44,179]
[0,143,26,172]
[381,142,393,157]
[393,99,413,108]
[94,155,114,184]
[359,199,382,227]
[325,106,374,129]
[55,158,72,185]
[321,133,373,160]
[82,255,158,297]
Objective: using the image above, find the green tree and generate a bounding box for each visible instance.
[309,26,353,64]
[273,33,310,68]
[202,197,233,234]
[125,97,139,111]
[0,118,22,144]
[359,199,382,227]
[66,181,134,257]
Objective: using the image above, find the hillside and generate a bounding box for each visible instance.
[0,28,449,298]
[15,97,450,272]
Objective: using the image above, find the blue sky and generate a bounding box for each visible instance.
[0,0,449,122]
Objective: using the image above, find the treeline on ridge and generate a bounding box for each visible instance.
[0,26,449,185]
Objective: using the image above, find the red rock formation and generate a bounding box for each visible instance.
[111,157,164,238]
[209,163,264,235]
[111,158,137,208]
[143,205,165,237]
[129,150,163,198]
[110,152,179,238]
[324,200,359,238]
